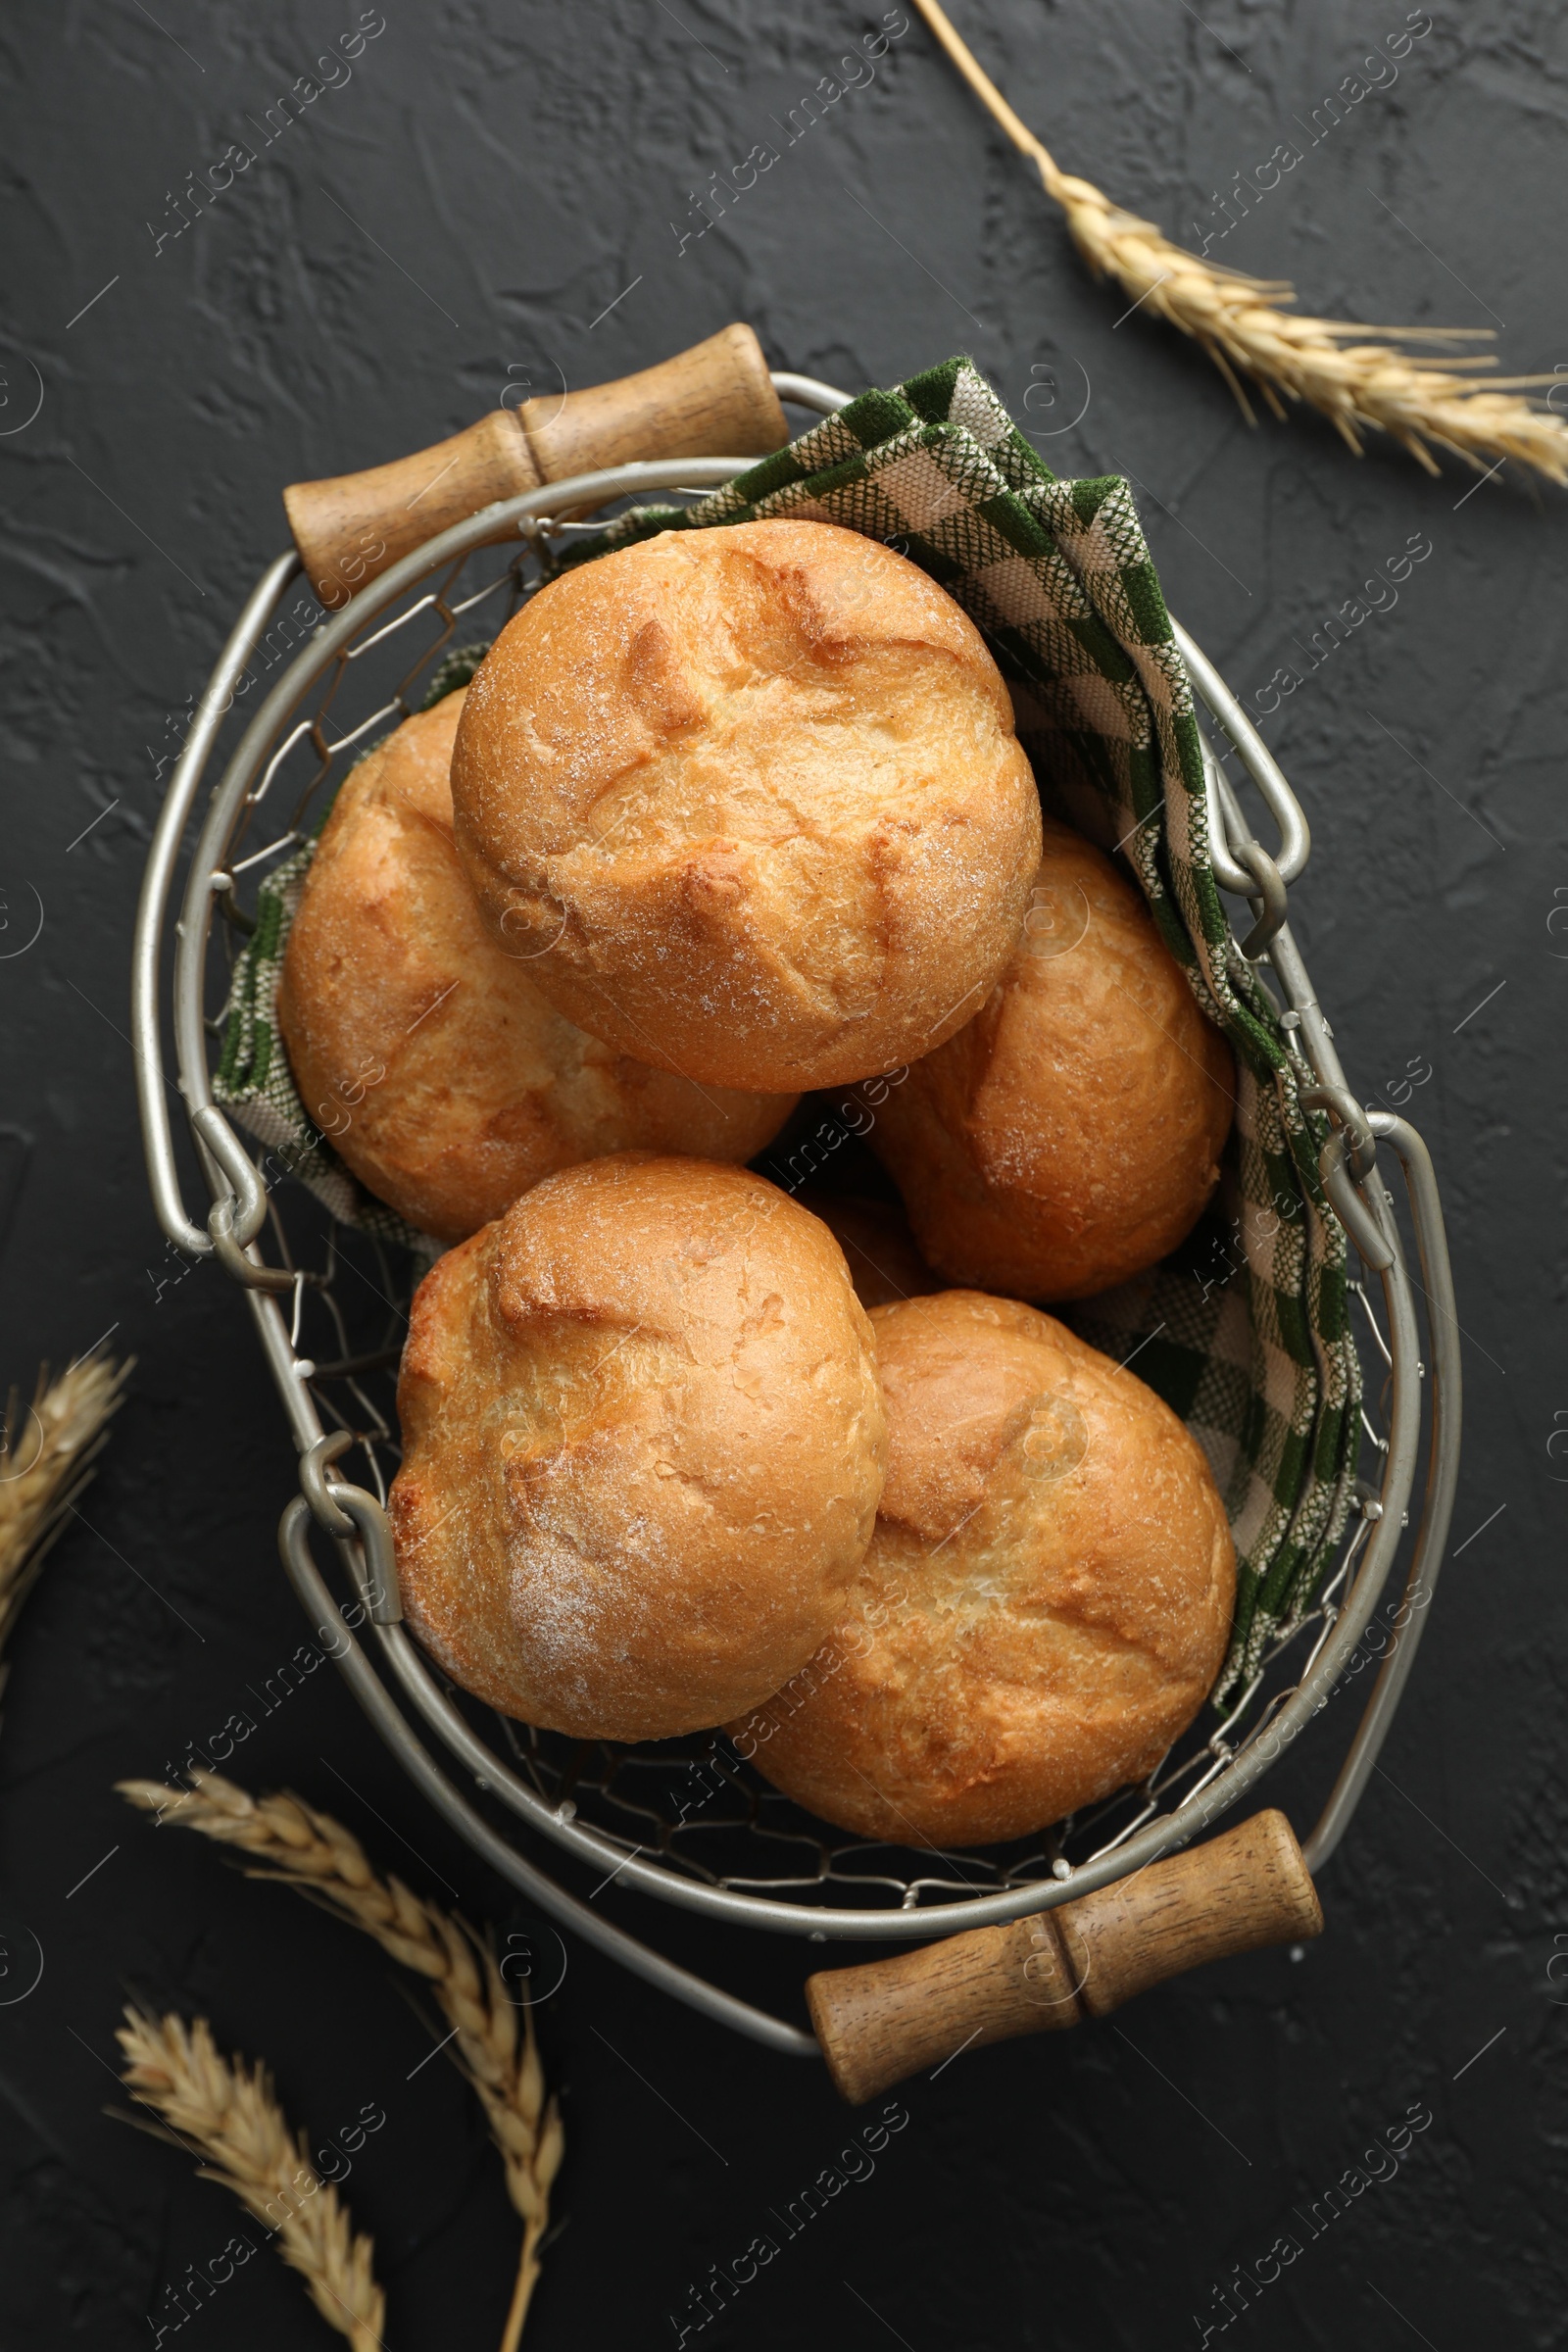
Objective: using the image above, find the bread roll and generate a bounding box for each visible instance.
[277,693,795,1244]
[794,1188,941,1312]
[729,1290,1234,1848]
[869,816,1234,1301]
[450,519,1042,1091]
[390,1154,888,1741]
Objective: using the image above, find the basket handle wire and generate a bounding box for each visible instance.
[1300,1112,1460,1872]
[1176,618,1310,892]
[131,551,301,1260]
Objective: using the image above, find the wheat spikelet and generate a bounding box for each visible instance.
[119,1769,564,2350]
[116,2006,385,2350]
[909,0,1568,485]
[0,1353,129,1713]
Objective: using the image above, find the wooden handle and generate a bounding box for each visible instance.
[282,321,789,608]
[807,1809,1324,2105]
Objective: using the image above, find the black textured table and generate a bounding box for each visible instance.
[1,7,1558,2346]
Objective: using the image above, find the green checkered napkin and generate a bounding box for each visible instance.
[218,364,1360,1698]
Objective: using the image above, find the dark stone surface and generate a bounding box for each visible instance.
[0,4,1561,2346]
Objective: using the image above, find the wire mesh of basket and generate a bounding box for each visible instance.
[131,375,1461,2056]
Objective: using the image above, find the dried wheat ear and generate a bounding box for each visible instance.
[911,0,1568,486]
[116,2006,386,2351]
[0,1352,129,1711]
[120,1768,564,2352]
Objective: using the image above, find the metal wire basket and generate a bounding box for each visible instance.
[131,371,1460,2061]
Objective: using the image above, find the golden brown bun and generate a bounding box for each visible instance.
[449,519,1042,1092]
[869,817,1235,1301]
[277,693,795,1244]
[729,1290,1234,1848]
[390,1154,888,1741]
[794,1188,941,1312]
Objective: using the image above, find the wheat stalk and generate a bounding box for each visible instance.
[909,0,1568,485]
[0,1353,129,1717]
[116,2005,385,2350]
[119,1769,564,2352]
